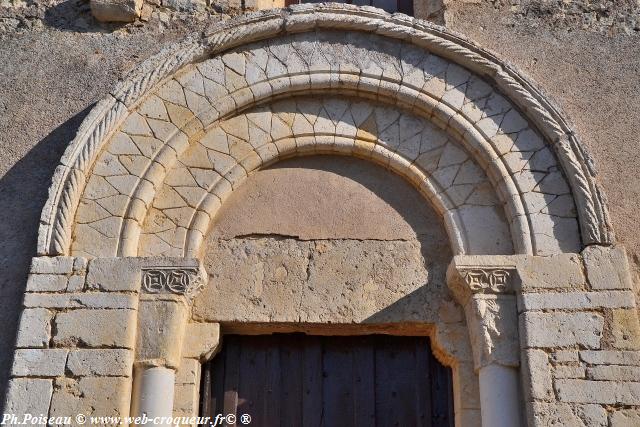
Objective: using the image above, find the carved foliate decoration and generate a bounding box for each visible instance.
[141,267,205,299]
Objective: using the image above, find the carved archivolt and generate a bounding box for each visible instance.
[38,4,612,258]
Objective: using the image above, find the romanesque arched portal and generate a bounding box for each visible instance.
[6,5,639,427]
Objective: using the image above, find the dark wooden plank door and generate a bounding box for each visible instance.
[201,334,454,427]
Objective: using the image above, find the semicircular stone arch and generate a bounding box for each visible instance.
[40,4,611,260]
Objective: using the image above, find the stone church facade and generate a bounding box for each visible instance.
[2,1,640,426]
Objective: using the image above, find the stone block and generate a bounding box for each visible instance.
[74,257,88,272]
[30,256,74,274]
[580,350,640,366]
[555,379,640,405]
[86,257,142,292]
[553,365,585,379]
[173,383,199,415]
[176,358,200,385]
[15,308,53,348]
[611,308,640,350]
[181,322,221,361]
[4,378,53,416]
[90,0,142,22]
[520,290,635,311]
[551,350,579,363]
[26,274,68,292]
[50,377,131,418]
[11,349,68,377]
[53,309,137,348]
[24,292,137,309]
[582,245,633,290]
[67,349,133,377]
[66,274,85,291]
[587,365,640,381]
[521,311,604,349]
[517,254,585,290]
[610,409,640,427]
[528,402,584,427]
[522,349,553,400]
[455,362,480,409]
[136,298,188,368]
[575,404,607,427]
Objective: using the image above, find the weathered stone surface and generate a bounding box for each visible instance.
[135,297,188,368]
[11,349,68,377]
[24,292,137,309]
[181,322,220,361]
[555,379,640,404]
[582,245,633,290]
[67,349,133,377]
[522,349,553,400]
[196,237,451,325]
[552,350,580,364]
[86,257,142,292]
[528,402,584,427]
[90,0,142,22]
[30,256,75,274]
[611,308,640,350]
[50,377,131,418]
[175,358,200,385]
[26,274,68,292]
[66,274,86,292]
[575,404,607,427]
[15,308,53,348]
[4,378,53,416]
[554,365,585,379]
[516,254,585,289]
[610,409,640,427]
[53,309,137,348]
[580,350,640,366]
[520,290,635,311]
[587,365,640,381]
[521,311,604,349]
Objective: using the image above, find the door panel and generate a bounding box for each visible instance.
[201,334,454,427]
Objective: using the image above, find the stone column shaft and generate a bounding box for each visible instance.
[447,257,522,427]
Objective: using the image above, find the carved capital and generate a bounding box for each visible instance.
[464,294,519,370]
[141,267,205,300]
[447,256,521,370]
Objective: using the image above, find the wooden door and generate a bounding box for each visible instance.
[200,334,454,427]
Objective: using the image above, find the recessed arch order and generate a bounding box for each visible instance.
[38,3,613,260]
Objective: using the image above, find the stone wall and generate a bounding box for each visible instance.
[6,256,136,419]
[451,247,640,426]
[1,0,640,420]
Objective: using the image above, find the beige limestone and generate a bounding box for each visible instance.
[135,297,188,368]
[66,349,134,377]
[582,245,633,290]
[555,379,640,405]
[50,377,132,418]
[520,311,604,349]
[611,308,640,350]
[53,309,137,348]
[11,349,68,377]
[26,274,68,292]
[15,308,53,348]
[4,378,53,416]
[610,409,640,427]
[181,322,220,361]
[522,349,553,400]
